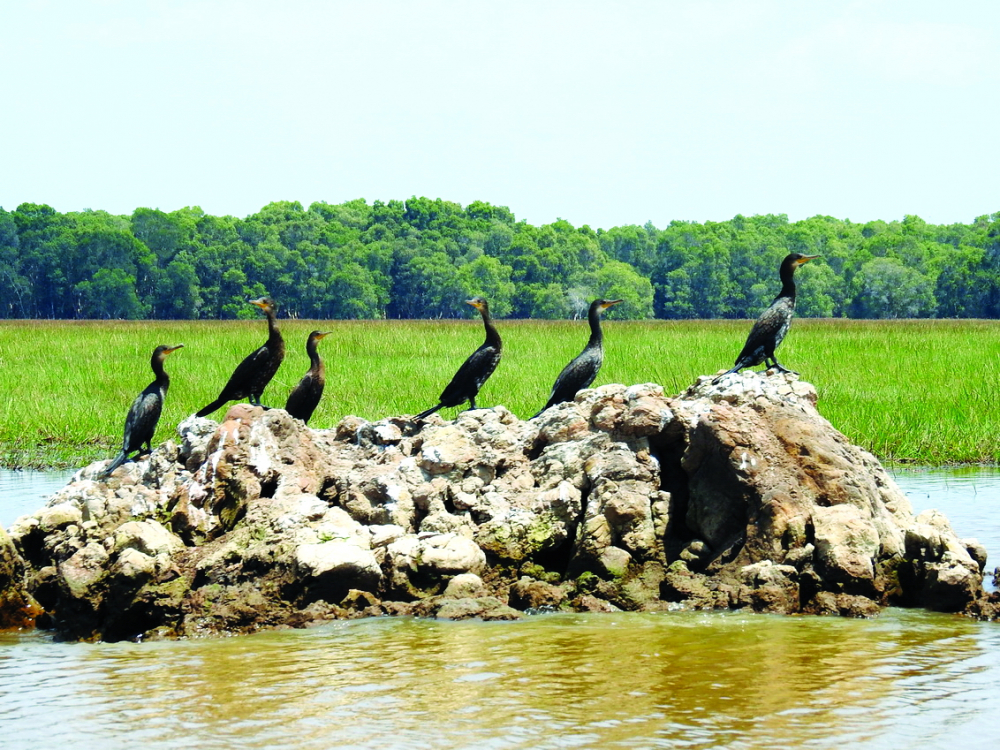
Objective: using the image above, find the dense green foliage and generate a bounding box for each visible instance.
[2,199,999,321]
[1,319,998,469]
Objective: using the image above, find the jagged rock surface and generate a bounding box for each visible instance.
[3,373,996,641]
[0,525,41,629]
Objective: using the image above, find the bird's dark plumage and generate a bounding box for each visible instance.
[284,330,332,424]
[532,298,622,418]
[713,253,819,384]
[104,344,184,476]
[196,296,285,417]
[415,297,502,420]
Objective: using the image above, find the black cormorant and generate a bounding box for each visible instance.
[532,298,622,418]
[196,296,285,417]
[104,344,184,476]
[415,296,502,420]
[284,330,332,424]
[712,253,819,384]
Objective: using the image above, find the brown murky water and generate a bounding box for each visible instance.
[1,468,998,750]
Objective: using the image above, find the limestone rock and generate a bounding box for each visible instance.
[58,542,110,600]
[0,525,40,629]
[738,560,799,613]
[430,596,524,621]
[295,541,382,601]
[812,504,879,587]
[7,370,994,641]
[443,573,487,598]
[963,539,988,573]
[508,576,569,611]
[113,520,185,558]
[384,533,487,597]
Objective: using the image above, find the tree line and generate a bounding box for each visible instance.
[1,198,999,321]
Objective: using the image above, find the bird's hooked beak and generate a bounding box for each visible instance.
[315,331,332,340]
[249,298,268,310]
[165,344,184,354]
[466,298,484,311]
[601,299,624,310]
[795,254,820,266]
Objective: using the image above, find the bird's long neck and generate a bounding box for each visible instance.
[307,339,324,379]
[266,310,283,344]
[586,306,605,349]
[151,355,170,392]
[481,309,501,350]
[778,261,798,300]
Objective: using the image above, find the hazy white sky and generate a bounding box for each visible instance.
[3,1,998,228]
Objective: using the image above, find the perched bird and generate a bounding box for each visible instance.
[284,330,332,424]
[713,253,819,384]
[196,296,285,417]
[104,344,184,476]
[532,298,622,418]
[415,296,502,420]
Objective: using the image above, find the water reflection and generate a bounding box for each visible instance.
[2,611,999,750]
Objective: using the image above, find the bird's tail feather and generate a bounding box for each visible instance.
[415,403,443,420]
[195,398,227,418]
[103,451,128,477]
[530,404,549,420]
[711,366,740,385]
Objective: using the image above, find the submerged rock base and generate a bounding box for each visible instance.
[4,373,998,641]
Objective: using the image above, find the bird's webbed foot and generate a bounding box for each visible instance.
[248,395,272,410]
[769,361,797,375]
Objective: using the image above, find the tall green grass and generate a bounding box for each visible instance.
[1,318,997,468]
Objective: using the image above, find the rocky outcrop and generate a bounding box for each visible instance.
[2,373,996,641]
[0,525,41,629]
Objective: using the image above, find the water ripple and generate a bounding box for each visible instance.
[10,610,993,750]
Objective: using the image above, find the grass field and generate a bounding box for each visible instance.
[1,318,998,469]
